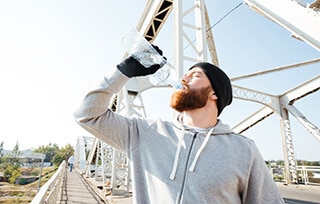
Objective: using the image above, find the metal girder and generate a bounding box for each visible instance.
[118,83,147,117]
[232,85,281,113]
[280,111,298,184]
[232,58,320,81]
[244,0,320,51]
[121,0,175,99]
[110,149,131,195]
[99,140,113,186]
[232,75,320,184]
[75,136,94,173]
[282,75,320,105]
[173,0,209,78]
[280,75,320,142]
[204,4,219,66]
[231,70,320,136]
[232,106,274,134]
[284,104,320,142]
[85,137,98,177]
[137,0,173,42]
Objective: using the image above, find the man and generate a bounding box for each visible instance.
[74,47,284,203]
[68,155,75,172]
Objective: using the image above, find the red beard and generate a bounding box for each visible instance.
[170,85,212,112]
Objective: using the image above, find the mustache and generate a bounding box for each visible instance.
[180,82,189,90]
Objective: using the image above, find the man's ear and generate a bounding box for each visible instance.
[210,94,218,100]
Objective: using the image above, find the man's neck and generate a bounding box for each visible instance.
[182,108,218,128]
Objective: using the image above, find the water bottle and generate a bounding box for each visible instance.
[120,28,181,89]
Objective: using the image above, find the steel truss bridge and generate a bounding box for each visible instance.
[72,0,320,197]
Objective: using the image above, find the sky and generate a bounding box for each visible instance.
[0,0,319,161]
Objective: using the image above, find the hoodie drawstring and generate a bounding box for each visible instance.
[170,127,215,179]
[170,127,185,180]
[189,127,214,172]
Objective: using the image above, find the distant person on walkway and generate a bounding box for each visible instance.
[74,46,285,203]
[68,155,75,172]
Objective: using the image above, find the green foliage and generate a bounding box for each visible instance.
[33,143,74,166]
[0,143,22,184]
[0,161,21,184]
[0,141,3,157]
[33,143,59,163]
[52,153,65,166]
[297,160,320,166]
[266,159,320,167]
[12,141,20,157]
[51,144,74,166]
[10,191,24,197]
[31,169,39,176]
[273,174,283,182]
[9,168,21,184]
[0,141,74,186]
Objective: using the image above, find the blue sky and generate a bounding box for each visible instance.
[0,0,319,161]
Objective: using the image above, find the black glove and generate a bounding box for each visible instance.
[117,45,165,78]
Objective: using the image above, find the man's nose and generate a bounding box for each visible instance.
[180,75,188,83]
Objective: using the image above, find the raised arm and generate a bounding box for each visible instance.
[74,47,164,152]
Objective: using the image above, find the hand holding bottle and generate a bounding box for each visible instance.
[120,28,181,89]
[117,44,164,78]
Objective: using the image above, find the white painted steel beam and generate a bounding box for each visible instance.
[232,58,320,81]
[244,0,320,51]
[280,75,320,142]
[284,104,320,142]
[280,111,298,184]
[232,106,274,134]
[282,75,320,104]
[136,0,173,42]
[232,85,281,113]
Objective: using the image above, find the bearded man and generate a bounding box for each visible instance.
[74,47,284,204]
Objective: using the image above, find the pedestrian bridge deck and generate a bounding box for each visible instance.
[32,163,320,204]
[59,170,106,204]
[62,170,320,204]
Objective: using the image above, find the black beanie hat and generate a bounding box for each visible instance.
[190,62,233,116]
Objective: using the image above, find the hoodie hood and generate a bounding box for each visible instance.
[169,113,234,180]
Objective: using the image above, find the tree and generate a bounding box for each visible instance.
[60,144,74,159]
[0,142,21,183]
[7,163,20,184]
[0,141,3,157]
[33,143,59,164]
[0,159,20,183]
[12,141,20,157]
[0,141,21,183]
[52,144,74,166]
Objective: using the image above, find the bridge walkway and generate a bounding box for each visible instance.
[59,169,320,204]
[58,169,106,204]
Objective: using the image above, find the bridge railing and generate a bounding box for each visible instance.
[296,166,320,185]
[31,160,67,204]
[270,165,320,185]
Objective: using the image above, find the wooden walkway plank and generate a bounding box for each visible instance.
[59,170,105,204]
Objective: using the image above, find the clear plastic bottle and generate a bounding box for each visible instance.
[120,28,181,89]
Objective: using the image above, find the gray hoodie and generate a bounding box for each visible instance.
[74,69,285,204]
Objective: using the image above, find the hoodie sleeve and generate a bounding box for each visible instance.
[73,68,133,152]
[242,141,285,204]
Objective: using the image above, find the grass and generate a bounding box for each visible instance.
[0,166,57,203]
